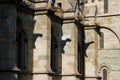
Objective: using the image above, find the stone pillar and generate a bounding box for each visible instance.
[16,12,34,80]
[49,11,63,80]
[32,1,53,80]
[33,14,52,80]
[85,28,97,80]
[61,11,80,80]
[33,3,63,79]
[0,2,18,80]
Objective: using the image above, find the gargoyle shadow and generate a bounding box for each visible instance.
[84,41,94,57]
[94,26,101,36]
[33,34,43,48]
[61,38,71,54]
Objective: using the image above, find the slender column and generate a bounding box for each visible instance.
[61,11,80,80]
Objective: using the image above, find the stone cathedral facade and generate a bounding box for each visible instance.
[0,0,120,80]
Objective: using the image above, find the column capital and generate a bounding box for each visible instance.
[63,11,84,23]
[63,11,77,23]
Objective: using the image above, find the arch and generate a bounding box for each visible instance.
[98,64,110,80]
[102,68,107,80]
[98,63,111,73]
[96,26,120,44]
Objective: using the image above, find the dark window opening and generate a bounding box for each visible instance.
[103,69,107,80]
[104,0,108,13]
[99,32,104,49]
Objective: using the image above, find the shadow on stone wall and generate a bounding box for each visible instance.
[61,38,71,54]
[84,41,94,57]
[33,34,43,48]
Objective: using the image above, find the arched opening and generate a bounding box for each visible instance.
[98,64,110,80]
[103,69,107,80]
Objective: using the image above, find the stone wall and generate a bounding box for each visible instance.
[0,0,120,80]
[84,0,120,80]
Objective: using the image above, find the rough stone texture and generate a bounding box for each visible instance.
[0,0,120,80]
[84,0,120,80]
[62,23,78,75]
[32,14,52,80]
[62,76,78,80]
[33,15,51,73]
[85,29,97,77]
[33,74,51,80]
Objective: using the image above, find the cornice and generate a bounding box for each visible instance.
[62,11,76,23]
[18,0,84,23]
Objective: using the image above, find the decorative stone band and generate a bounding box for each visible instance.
[63,11,84,23]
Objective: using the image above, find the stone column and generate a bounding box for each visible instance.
[49,11,63,80]
[16,12,34,80]
[32,1,53,80]
[85,28,97,80]
[61,11,80,80]
[0,2,18,80]
[33,13,52,80]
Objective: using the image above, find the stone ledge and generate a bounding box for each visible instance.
[29,0,47,3]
